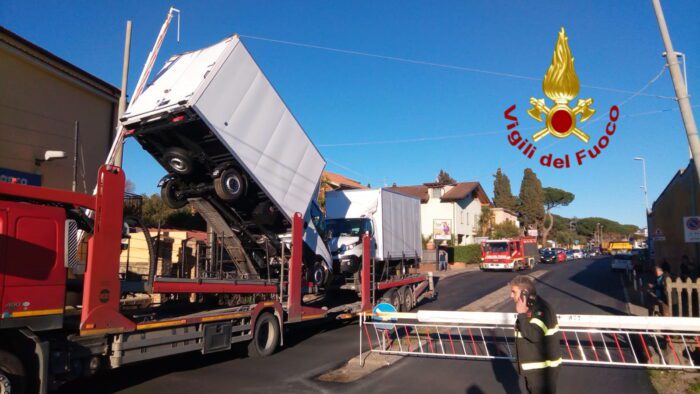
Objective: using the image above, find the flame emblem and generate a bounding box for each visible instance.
[527,28,595,143]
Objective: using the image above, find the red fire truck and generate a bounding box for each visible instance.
[0,166,434,393]
[479,237,539,272]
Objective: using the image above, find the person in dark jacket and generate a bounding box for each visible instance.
[510,275,562,394]
[648,265,670,316]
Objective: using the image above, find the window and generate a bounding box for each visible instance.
[430,188,441,198]
[465,213,469,225]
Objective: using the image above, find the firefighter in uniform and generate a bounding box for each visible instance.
[510,275,562,394]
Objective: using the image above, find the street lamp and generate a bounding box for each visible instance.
[634,157,650,214]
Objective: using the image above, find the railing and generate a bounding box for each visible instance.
[359,311,700,370]
[666,277,700,317]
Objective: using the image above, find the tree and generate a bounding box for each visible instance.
[317,175,332,212]
[518,168,545,234]
[493,168,518,211]
[541,187,575,246]
[477,205,494,236]
[125,179,136,193]
[437,169,456,185]
[139,194,205,230]
[492,221,520,239]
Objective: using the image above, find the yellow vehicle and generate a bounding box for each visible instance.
[607,241,633,255]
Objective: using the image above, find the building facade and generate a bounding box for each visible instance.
[390,182,491,245]
[0,27,120,192]
[648,159,700,277]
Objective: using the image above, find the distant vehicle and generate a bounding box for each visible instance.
[606,241,633,255]
[565,250,575,260]
[480,237,539,271]
[611,254,633,271]
[572,250,583,259]
[540,249,559,264]
[551,248,566,263]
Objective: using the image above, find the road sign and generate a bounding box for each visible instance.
[684,216,700,243]
[372,302,397,330]
[653,227,666,242]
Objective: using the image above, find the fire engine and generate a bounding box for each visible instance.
[479,237,539,271]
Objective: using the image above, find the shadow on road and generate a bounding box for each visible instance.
[489,348,522,394]
[57,318,352,394]
[534,258,630,315]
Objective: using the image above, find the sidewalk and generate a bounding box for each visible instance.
[423,263,480,279]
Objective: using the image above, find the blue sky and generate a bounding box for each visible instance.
[3,1,699,227]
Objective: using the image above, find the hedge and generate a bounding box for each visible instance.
[443,244,482,264]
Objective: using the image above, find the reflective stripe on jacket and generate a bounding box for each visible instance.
[514,296,562,373]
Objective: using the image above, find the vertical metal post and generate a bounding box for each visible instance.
[652,0,700,184]
[72,121,79,192]
[114,21,132,168]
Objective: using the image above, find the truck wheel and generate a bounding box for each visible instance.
[381,289,401,311]
[401,286,414,311]
[160,179,187,209]
[312,261,331,288]
[214,168,246,202]
[248,312,279,358]
[163,147,193,175]
[0,350,26,394]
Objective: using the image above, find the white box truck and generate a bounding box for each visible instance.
[325,188,421,282]
[121,35,332,284]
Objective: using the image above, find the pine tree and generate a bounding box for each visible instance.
[493,168,518,210]
[437,169,456,185]
[518,168,545,232]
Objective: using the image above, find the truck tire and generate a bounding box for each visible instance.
[160,179,187,209]
[163,147,193,175]
[248,312,279,358]
[381,289,401,312]
[401,286,414,311]
[214,168,246,202]
[0,350,26,394]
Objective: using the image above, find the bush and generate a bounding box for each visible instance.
[444,244,482,264]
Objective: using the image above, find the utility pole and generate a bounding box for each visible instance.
[652,0,700,183]
[114,20,133,167]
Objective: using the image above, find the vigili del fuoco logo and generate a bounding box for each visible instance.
[504,27,619,168]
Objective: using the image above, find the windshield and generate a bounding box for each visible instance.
[326,218,373,238]
[483,242,508,253]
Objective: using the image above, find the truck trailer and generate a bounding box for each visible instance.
[0,166,435,393]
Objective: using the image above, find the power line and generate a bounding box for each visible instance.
[240,34,677,100]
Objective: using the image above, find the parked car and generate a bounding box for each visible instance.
[553,249,567,263]
[540,249,558,264]
[611,254,633,272]
[572,250,583,259]
[565,250,575,260]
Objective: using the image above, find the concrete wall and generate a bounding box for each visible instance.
[0,31,118,192]
[649,161,700,277]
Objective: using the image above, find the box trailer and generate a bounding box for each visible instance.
[121,35,331,284]
[325,188,422,278]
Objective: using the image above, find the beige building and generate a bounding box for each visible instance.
[492,207,520,227]
[121,228,207,279]
[648,160,700,276]
[0,27,120,192]
[390,182,491,245]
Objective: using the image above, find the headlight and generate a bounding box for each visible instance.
[339,244,347,253]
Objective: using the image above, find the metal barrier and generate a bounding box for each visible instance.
[359,311,700,370]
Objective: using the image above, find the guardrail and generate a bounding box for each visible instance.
[360,311,700,370]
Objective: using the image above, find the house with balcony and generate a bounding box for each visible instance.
[389,181,491,245]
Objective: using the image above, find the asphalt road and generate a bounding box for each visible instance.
[60,257,655,393]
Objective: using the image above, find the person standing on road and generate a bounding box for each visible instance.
[438,249,448,271]
[510,275,562,394]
